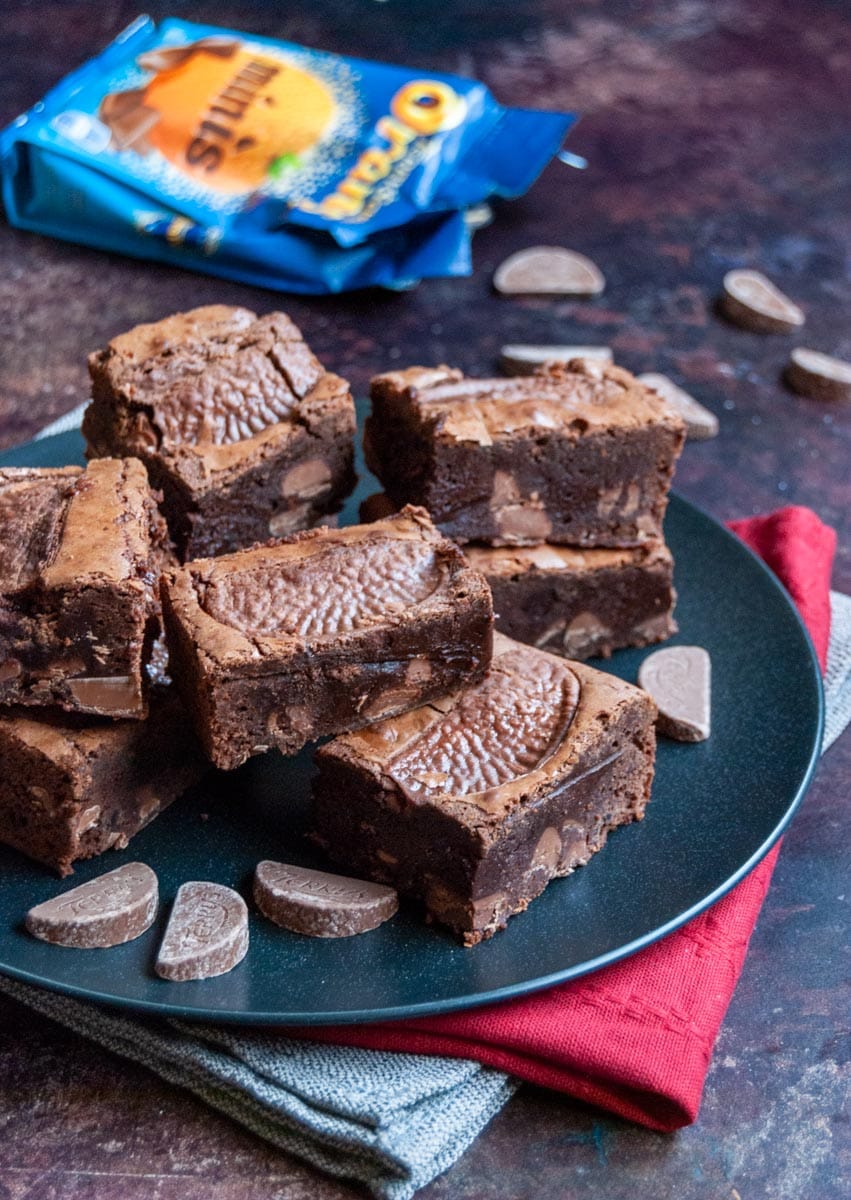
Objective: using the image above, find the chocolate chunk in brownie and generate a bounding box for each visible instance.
[0,691,207,876]
[161,506,494,771]
[464,539,676,659]
[0,459,169,718]
[311,633,657,945]
[85,305,356,559]
[366,360,685,547]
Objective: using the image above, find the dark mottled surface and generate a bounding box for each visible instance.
[0,1,849,1196]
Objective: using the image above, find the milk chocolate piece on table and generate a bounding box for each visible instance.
[85,305,356,559]
[464,540,676,659]
[0,458,169,718]
[25,862,158,948]
[156,881,249,981]
[365,361,685,547]
[161,507,494,770]
[785,348,851,404]
[254,861,398,937]
[637,373,719,441]
[312,634,657,945]
[0,690,207,875]
[720,269,805,334]
[493,247,606,297]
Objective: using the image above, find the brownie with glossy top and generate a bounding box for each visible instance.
[161,506,493,770]
[0,459,168,718]
[311,633,657,944]
[366,359,685,547]
[85,305,356,559]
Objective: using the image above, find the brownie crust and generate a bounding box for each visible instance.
[366,360,685,547]
[0,459,168,718]
[464,540,677,659]
[311,634,657,944]
[85,305,356,559]
[0,691,207,876]
[161,506,494,770]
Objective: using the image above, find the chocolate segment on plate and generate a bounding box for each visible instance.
[85,305,356,559]
[312,634,657,945]
[366,361,685,548]
[0,459,170,718]
[720,269,804,334]
[254,861,398,937]
[0,690,207,876]
[25,862,158,948]
[161,507,493,769]
[155,881,249,981]
[464,539,676,659]
[639,645,711,742]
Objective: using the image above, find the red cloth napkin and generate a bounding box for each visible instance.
[301,507,836,1132]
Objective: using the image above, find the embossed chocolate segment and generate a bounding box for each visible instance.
[25,862,158,949]
[155,881,249,982]
[387,648,580,802]
[201,537,444,638]
[721,269,804,334]
[494,247,606,296]
[254,861,398,937]
[639,645,711,741]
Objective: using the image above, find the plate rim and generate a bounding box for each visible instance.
[0,432,825,1025]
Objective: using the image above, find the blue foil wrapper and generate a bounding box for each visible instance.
[1,15,575,293]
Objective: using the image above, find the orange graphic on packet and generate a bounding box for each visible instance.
[98,37,337,194]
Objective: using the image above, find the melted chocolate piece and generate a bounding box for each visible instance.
[25,862,158,949]
[638,645,711,742]
[254,861,398,937]
[387,647,580,808]
[202,536,443,638]
[155,882,249,981]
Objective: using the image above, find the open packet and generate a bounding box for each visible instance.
[1,15,575,293]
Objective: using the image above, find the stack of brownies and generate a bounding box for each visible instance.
[0,306,684,946]
[363,360,686,661]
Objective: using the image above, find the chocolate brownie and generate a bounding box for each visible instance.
[85,305,356,559]
[312,634,657,945]
[366,360,685,547]
[464,540,676,659]
[161,507,494,770]
[0,691,207,876]
[0,459,169,718]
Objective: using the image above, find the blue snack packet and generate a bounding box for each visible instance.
[1,15,575,293]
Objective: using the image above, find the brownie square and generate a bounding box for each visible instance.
[312,634,657,944]
[0,691,207,876]
[0,458,169,718]
[366,360,685,547]
[464,540,677,659]
[85,305,356,559]
[161,506,494,770]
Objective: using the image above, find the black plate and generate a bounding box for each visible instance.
[0,428,823,1024]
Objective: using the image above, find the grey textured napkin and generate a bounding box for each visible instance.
[0,973,516,1200]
